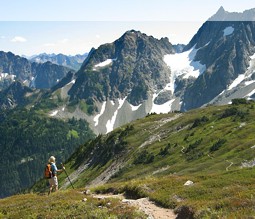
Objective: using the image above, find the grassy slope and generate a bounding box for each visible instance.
[2,100,255,218]
[62,101,255,217]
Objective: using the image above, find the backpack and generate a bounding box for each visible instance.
[44,163,53,179]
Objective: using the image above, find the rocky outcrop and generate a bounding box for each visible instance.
[181,21,255,110]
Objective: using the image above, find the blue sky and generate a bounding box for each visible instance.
[0,0,254,56]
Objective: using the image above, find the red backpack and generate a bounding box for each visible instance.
[44,163,53,179]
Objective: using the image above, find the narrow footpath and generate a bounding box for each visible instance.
[93,194,176,219]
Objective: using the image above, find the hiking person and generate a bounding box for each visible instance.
[47,156,65,195]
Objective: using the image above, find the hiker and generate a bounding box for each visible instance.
[48,156,65,195]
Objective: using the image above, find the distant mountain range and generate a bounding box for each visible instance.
[0,51,74,90]
[28,53,88,71]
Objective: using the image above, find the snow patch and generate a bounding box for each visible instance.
[246,89,255,99]
[67,79,76,86]
[94,101,106,126]
[10,75,16,81]
[93,58,116,70]
[49,110,58,116]
[250,53,255,60]
[244,80,255,86]
[106,97,127,133]
[8,98,13,106]
[0,73,16,81]
[164,46,206,94]
[227,53,255,91]
[130,103,142,111]
[30,76,36,88]
[248,53,255,70]
[228,74,245,90]
[0,73,8,80]
[223,26,234,36]
[150,93,175,114]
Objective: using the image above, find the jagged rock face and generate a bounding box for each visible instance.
[181,21,255,110]
[69,30,175,109]
[0,81,33,110]
[0,51,73,90]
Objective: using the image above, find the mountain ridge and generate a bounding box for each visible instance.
[209,6,255,21]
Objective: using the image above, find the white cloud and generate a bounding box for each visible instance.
[11,36,27,43]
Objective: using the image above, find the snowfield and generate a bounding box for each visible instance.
[163,46,206,94]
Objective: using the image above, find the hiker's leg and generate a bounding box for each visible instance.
[48,178,54,195]
[48,185,53,195]
[53,176,58,192]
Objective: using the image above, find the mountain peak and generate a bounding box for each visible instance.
[217,6,225,13]
[217,6,226,14]
[120,29,143,39]
[126,29,141,34]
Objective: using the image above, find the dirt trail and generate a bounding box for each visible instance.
[93,194,176,219]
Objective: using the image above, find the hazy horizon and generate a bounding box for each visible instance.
[0,0,254,56]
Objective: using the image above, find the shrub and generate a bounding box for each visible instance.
[191,116,209,129]
[232,98,248,105]
[158,143,171,156]
[220,107,238,118]
[210,139,226,152]
[220,106,249,120]
[134,150,154,164]
[123,184,147,199]
[184,139,203,154]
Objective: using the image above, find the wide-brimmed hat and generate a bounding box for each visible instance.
[48,156,56,163]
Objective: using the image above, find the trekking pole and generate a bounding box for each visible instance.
[61,163,74,189]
